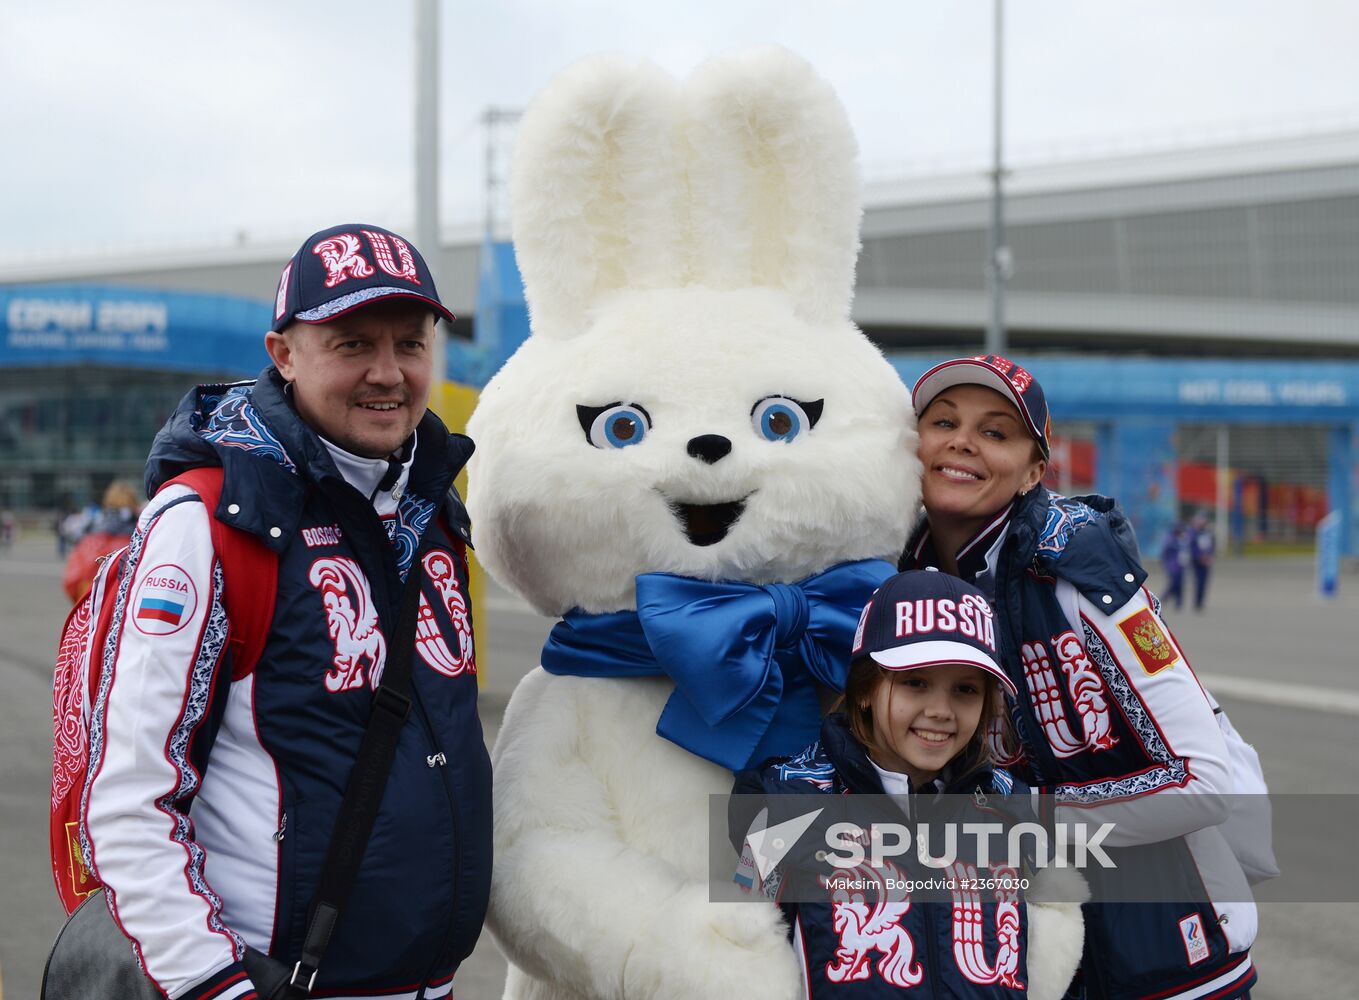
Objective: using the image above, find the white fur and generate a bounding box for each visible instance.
[470,286,915,615]
[683,47,862,325]
[509,56,688,340]
[1024,866,1090,1000]
[488,670,803,999]
[470,49,920,999]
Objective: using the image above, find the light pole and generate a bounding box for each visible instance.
[985,0,1010,355]
[415,0,444,385]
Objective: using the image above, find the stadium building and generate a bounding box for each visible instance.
[4,130,1359,554]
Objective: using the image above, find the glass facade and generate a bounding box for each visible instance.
[0,365,234,510]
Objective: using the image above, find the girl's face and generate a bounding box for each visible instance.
[917,384,1046,533]
[862,662,989,787]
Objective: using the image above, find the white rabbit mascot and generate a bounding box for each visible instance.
[467,48,1082,1000]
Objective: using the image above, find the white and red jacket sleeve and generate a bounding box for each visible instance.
[81,485,257,1000]
[1048,581,1232,847]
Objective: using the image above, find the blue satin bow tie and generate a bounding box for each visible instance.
[540,559,896,770]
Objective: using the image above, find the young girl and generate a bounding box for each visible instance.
[735,570,1085,1000]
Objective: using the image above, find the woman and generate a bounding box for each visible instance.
[902,355,1256,1000]
[61,479,140,603]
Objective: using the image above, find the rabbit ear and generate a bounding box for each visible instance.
[683,47,862,325]
[510,56,687,339]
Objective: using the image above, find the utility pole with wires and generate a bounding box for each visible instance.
[481,107,522,240]
[466,105,526,388]
[985,0,1011,355]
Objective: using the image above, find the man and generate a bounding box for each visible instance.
[80,224,490,999]
[1191,511,1216,611]
[1160,519,1188,612]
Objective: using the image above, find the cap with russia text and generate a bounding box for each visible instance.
[850,569,1016,695]
[270,223,456,333]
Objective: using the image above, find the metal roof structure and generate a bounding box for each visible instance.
[858,129,1359,354]
[5,129,1357,357]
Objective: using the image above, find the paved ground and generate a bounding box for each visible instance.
[2,533,1357,998]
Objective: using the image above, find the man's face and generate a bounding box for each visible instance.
[265,299,436,458]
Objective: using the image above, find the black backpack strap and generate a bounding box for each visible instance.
[287,540,430,994]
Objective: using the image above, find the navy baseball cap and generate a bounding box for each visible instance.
[912,355,1051,459]
[270,223,456,332]
[850,570,1016,695]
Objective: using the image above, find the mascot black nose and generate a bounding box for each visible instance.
[687,434,732,464]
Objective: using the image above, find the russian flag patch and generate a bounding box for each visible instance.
[132,564,198,636]
[137,597,185,624]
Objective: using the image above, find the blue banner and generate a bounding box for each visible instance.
[1,283,271,376]
[447,239,531,387]
[889,353,1359,424]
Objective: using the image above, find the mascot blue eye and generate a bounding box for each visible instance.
[752,396,822,442]
[577,402,652,449]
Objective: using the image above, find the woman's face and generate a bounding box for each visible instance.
[917,384,1046,532]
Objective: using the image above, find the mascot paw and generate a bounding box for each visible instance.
[621,886,802,1000]
[1025,867,1090,1000]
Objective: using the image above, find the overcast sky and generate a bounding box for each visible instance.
[5,0,1359,265]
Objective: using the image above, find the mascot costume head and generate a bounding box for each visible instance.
[468,47,919,1000]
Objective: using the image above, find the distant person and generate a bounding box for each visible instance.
[0,508,14,550]
[1191,511,1216,611]
[72,224,490,997]
[1160,520,1189,611]
[53,506,71,556]
[60,481,139,602]
[57,507,86,556]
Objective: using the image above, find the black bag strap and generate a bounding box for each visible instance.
[287,537,433,995]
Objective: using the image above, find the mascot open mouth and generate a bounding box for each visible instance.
[668,497,749,547]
